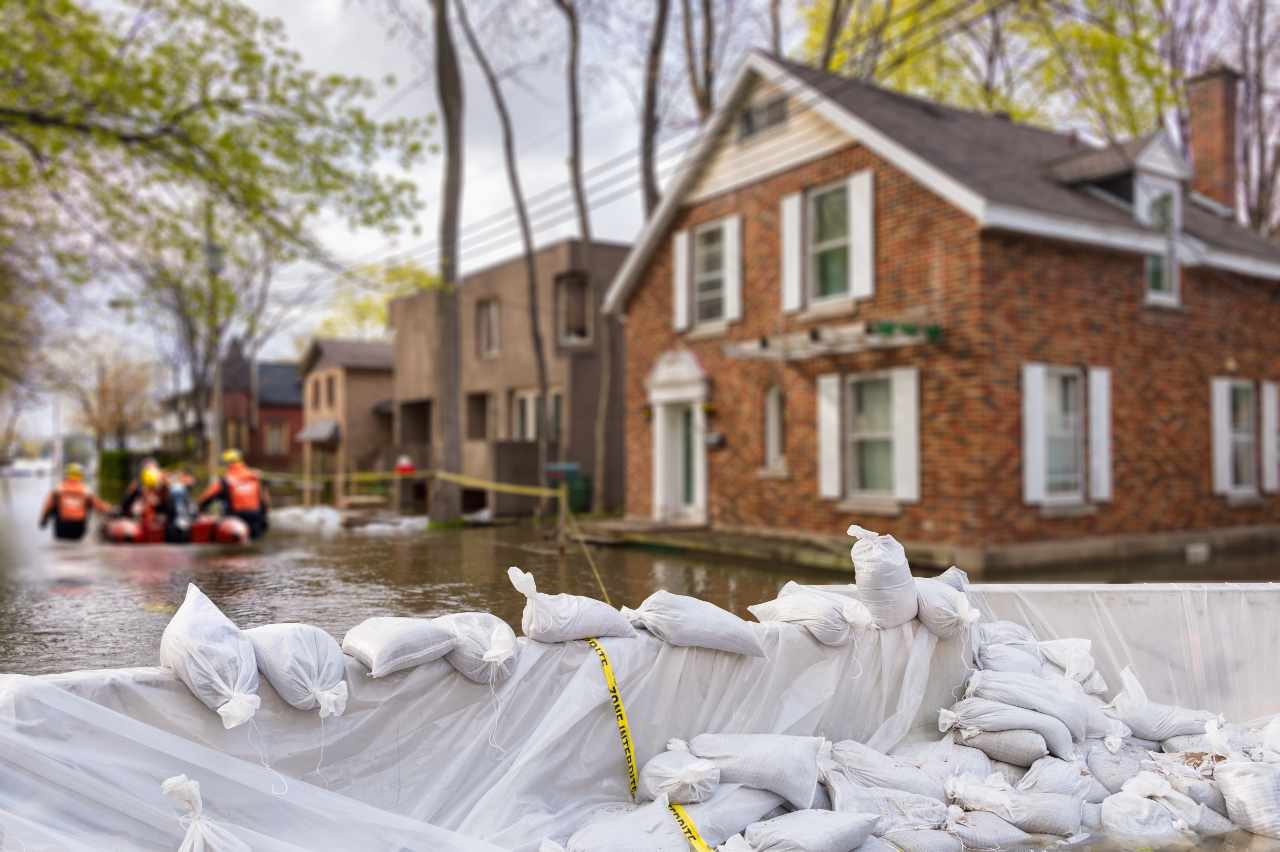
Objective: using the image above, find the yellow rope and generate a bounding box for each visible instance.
[564,508,611,606]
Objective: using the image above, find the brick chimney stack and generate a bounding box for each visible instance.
[1186,65,1241,210]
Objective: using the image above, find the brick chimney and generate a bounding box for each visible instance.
[1186,65,1241,209]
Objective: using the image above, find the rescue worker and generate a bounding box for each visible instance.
[39,463,111,540]
[119,457,161,518]
[198,449,269,539]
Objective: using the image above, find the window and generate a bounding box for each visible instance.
[476,299,500,357]
[551,391,563,443]
[557,274,591,344]
[264,422,289,455]
[310,378,320,409]
[1137,175,1180,305]
[1230,382,1258,492]
[737,95,788,142]
[846,376,893,495]
[512,390,558,441]
[764,385,785,470]
[808,183,849,302]
[466,393,490,441]
[1045,368,1085,498]
[693,222,725,324]
[325,375,335,408]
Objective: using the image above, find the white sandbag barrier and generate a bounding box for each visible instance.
[3,541,1280,850]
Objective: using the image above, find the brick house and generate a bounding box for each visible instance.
[218,339,304,471]
[603,53,1280,572]
[389,238,629,514]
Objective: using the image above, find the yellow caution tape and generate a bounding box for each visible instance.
[584,638,638,799]
[433,470,563,499]
[667,803,713,852]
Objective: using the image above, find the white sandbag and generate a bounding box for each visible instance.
[1110,667,1215,742]
[748,591,873,647]
[639,739,720,804]
[934,565,969,592]
[437,612,519,684]
[823,769,948,832]
[1100,792,1192,845]
[1162,719,1256,757]
[893,736,992,786]
[913,579,980,640]
[1216,760,1280,838]
[159,584,260,730]
[341,616,456,678]
[1016,757,1108,803]
[1081,801,1101,830]
[623,591,766,657]
[1148,752,1230,816]
[1086,741,1148,794]
[940,698,1074,760]
[561,786,783,852]
[742,809,879,852]
[957,730,1049,767]
[942,806,1031,850]
[974,643,1042,676]
[987,760,1027,787]
[965,669,1087,743]
[945,774,1082,836]
[1037,639,1096,684]
[245,623,348,717]
[508,567,635,643]
[691,734,823,810]
[879,828,962,852]
[161,774,251,852]
[829,739,946,801]
[973,621,1038,655]
[847,525,918,629]
[1119,773,1235,836]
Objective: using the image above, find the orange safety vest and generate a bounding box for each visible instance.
[54,480,89,522]
[225,464,262,513]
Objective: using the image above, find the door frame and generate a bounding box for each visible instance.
[646,350,708,524]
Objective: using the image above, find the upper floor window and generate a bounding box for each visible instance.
[310,378,320,409]
[466,393,490,441]
[809,183,850,303]
[693,221,725,325]
[557,273,591,344]
[1136,174,1180,306]
[476,299,500,357]
[737,95,788,142]
[325,375,335,408]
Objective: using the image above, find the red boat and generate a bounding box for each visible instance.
[103,515,249,545]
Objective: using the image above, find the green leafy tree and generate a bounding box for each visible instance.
[314,262,441,339]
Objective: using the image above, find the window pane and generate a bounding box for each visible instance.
[696,228,723,273]
[1232,439,1257,488]
[812,187,848,243]
[1149,193,1173,231]
[856,439,893,492]
[1231,385,1255,433]
[696,296,723,324]
[1146,255,1168,293]
[814,246,849,298]
[852,378,892,433]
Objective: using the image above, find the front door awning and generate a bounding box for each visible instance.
[297,419,340,444]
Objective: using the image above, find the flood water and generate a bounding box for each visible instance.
[3,474,1279,676]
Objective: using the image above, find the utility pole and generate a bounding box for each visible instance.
[204,200,225,480]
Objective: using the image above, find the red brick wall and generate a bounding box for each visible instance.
[254,404,305,471]
[621,143,989,546]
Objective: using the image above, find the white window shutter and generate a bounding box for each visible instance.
[1088,367,1112,501]
[1211,377,1231,494]
[848,170,875,300]
[651,404,666,519]
[723,215,742,323]
[1022,363,1047,504]
[817,374,842,498]
[1263,381,1278,493]
[781,193,803,313]
[891,367,919,502]
[672,230,690,331]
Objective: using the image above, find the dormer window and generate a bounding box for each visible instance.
[737,95,788,142]
[1135,174,1181,307]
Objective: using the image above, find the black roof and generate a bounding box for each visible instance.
[257,361,303,407]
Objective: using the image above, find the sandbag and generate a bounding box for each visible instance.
[159,584,260,730]
[1148,753,1230,817]
[623,591,766,657]
[1086,741,1149,794]
[748,589,873,647]
[742,810,879,852]
[849,838,895,852]
[161,774,251,852]
[829,739,946,801]
[893,736,992,786]
[1113,772,1234,835]
[973,621,1038,656]
[945,775,1082,836]
[934,565,969,593]
[436,612,519,684]
[1110,667,1215,742]
[1100,792,1192,845]
[942,807,1031,850]
[1162,719,1255,756]
[1037,639,1097,684]
[690,734,823,810]
[1081,801,1101,830]
[957,730,1049,767]
[1216,760,1280,838]
[1016,756,1108,803]
[987,760,1027,788]
[879,828,962,852]
[341,616,455,678]
[913,579,980,640]
[940,698,1074,760]
[823,769,948,832]
[847,525,918,629]
[639,739,720,804]
[974,643,1042,676]
[965,669,1087,743]
[558,786,783,852]
[245,623,348,717]
[508,567,635,643]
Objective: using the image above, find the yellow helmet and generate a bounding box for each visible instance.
[65,462,84,480]
[141,466,161,489]
[222,449,243,465]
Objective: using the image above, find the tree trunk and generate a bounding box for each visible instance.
[641,0,672,217]
[770,0,782,54]
[819,0,851,71]
[455,1,551,497]
[680,0,713,122]
[430,0,464,523]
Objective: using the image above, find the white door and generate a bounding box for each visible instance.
[654,401,705,522]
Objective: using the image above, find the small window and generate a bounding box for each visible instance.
[551,391,563,443]
[557,274,591,344]
[476,299,500,357]
[1230,382,1258,492]
[1045,369,1085,498]
[310,379,319,409]
[1138,178,1180,305]
[808,184,849,302]
[466,393,490,441]
[325,376,335,408]
[264,422,288,455]
[846,376,893,495]
[513,390,537,440]
[737,95,788,141]
[764,386,785,470]
[693,222,725,325]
